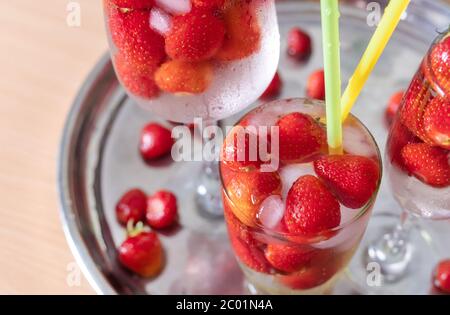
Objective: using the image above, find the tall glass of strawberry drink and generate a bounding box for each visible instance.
[361,29,450,293]
[102,0,280,216]
[220,98,382,294]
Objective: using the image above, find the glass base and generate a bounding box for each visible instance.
[347,212,450,294]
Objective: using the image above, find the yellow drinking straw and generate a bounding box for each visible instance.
[321,0,342,154]
[341,0,411,121]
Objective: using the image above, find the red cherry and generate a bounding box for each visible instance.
[146,190,178,229]
[139,123,174,161]
[260,72,283,99]
[306,69,325,100]
[116,189,147,225]
[287,27,312,61]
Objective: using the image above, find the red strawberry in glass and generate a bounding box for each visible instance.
[385,91,404,126]
[220,98,381,294]
[103,0,279,123]
[386,30,450,220]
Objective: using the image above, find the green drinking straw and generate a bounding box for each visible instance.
[320,0,343,154]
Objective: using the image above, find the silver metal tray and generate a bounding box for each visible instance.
[58,0,450,294]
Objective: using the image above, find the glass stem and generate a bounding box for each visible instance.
[195,119,224,218]
[366,211,416,283]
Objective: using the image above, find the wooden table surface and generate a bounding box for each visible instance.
[0,0,106,294]
[1,0,449,295]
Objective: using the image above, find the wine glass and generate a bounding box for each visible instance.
[102,0,280,216]
[362,28,450,294]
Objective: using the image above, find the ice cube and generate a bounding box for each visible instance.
[150,8,172,35]
[279,163,315,200]
[257,195,285,229]
[156,0,191,15]
[343,125,376,157]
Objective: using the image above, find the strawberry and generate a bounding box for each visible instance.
[276,112,327,163]
[107,8,166,67]
[221,125,270,171]
[228,233,271,274]
[314,155,380,209]
[399,74,433,144]
[387,119,419,170]
[423,96,450,150]
[265,244,314,273]
[114,53,160,99]
[155,60,213,94]
[154,60,213,94]
[428,35,450,95]
[165,6,225,62]
[215,0,261,61]
[260,71,283,99]
[146,190,178,229]
[306,69,325,101]
[118,230,164,277]
[434,259,450,294]
[221,164,281,227]
[139,123,174,161]
[277,264,335,290]
[192,0,226,9]
[223,195,272,274]
[108,0,155,9]
[401,143,450,188]
[115,189,147,225]
[284,175,341,236]
[287,27,312,61]
[385,91,404,126]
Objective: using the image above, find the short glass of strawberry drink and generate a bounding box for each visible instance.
[220,98,382,294]
[102,0,280,216]
[360,29,450,293]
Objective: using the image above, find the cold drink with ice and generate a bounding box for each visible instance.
[386,31,449,220]
[103,0,279,122]
[220,98,381,294]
